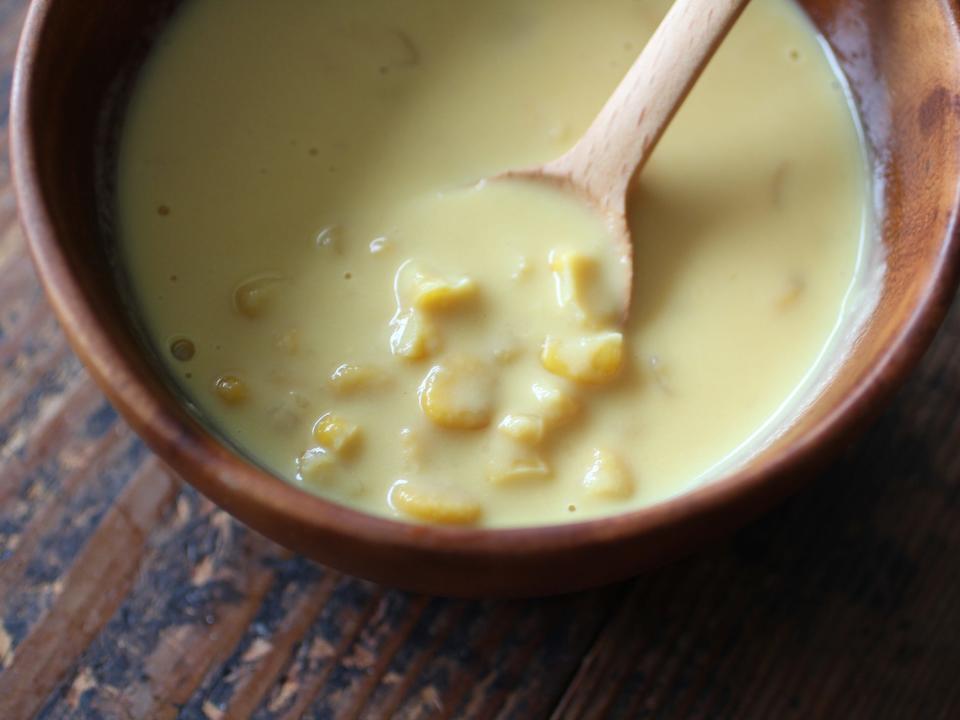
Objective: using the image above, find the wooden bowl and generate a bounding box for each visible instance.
[11,0,960,597]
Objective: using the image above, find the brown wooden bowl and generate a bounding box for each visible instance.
[11,0,960,597]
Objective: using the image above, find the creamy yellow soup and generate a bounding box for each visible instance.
[118,0,872,527]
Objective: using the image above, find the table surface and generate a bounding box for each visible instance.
[3,2,960,718]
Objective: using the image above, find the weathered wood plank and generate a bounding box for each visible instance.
[37,491,286,720]
[210,571,339,719]
[0,459,178,719]
[334,592,431,719]
[368,599,470,718]
[0,331,77,443]
[0,222,24,272]
[0,433,149,668]
[0,380,106,494]
[0,414,134,601]
[262,581,385,719]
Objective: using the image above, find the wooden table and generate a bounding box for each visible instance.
[2,2,960,717]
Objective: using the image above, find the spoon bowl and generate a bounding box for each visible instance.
[501,0,752,317]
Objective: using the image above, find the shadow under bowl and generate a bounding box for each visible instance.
[11,0,960,596]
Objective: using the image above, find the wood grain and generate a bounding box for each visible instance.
[1,0,960,717]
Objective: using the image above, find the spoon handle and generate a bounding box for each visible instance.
[547,0,751,214]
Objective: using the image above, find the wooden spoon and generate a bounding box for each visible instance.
[501,0,751,314]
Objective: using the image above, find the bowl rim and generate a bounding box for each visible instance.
[10,0,960,560]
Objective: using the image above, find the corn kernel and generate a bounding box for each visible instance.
[487,437,551,485]
[531,382,581,426]
[389,480,482,525]
[328,363,389,394]
[418,355,494,430]
[488,456,551,485]
[390,310,440,360]
[540,332,624,384]
[297,447,337,485]
[512,256,532,281]
[313,412,362,456]
[648,355,674,395]
[233,273,283,318]
[413,275,477,312]
[369,236,393,254]
[547,123,572,143]
[268,367,291,386]
[776,274,806,310]
[270,391,308,432]
[497,414,544,444]
[395,260,477,312]
[583,449,634,499]
[399,427,423,472]
[213,374,248,404]
[493,345,522,365]
[491,333,523,365]
[274,328,301,355]
[288,390,310,409]
[550,250,600,321]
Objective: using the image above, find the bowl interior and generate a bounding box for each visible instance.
[13,0,960,595]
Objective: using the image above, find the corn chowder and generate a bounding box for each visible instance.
[118,0,872,527]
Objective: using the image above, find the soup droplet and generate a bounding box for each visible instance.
[170,337,196,362]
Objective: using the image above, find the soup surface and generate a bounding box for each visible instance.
[119,0,871,527]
